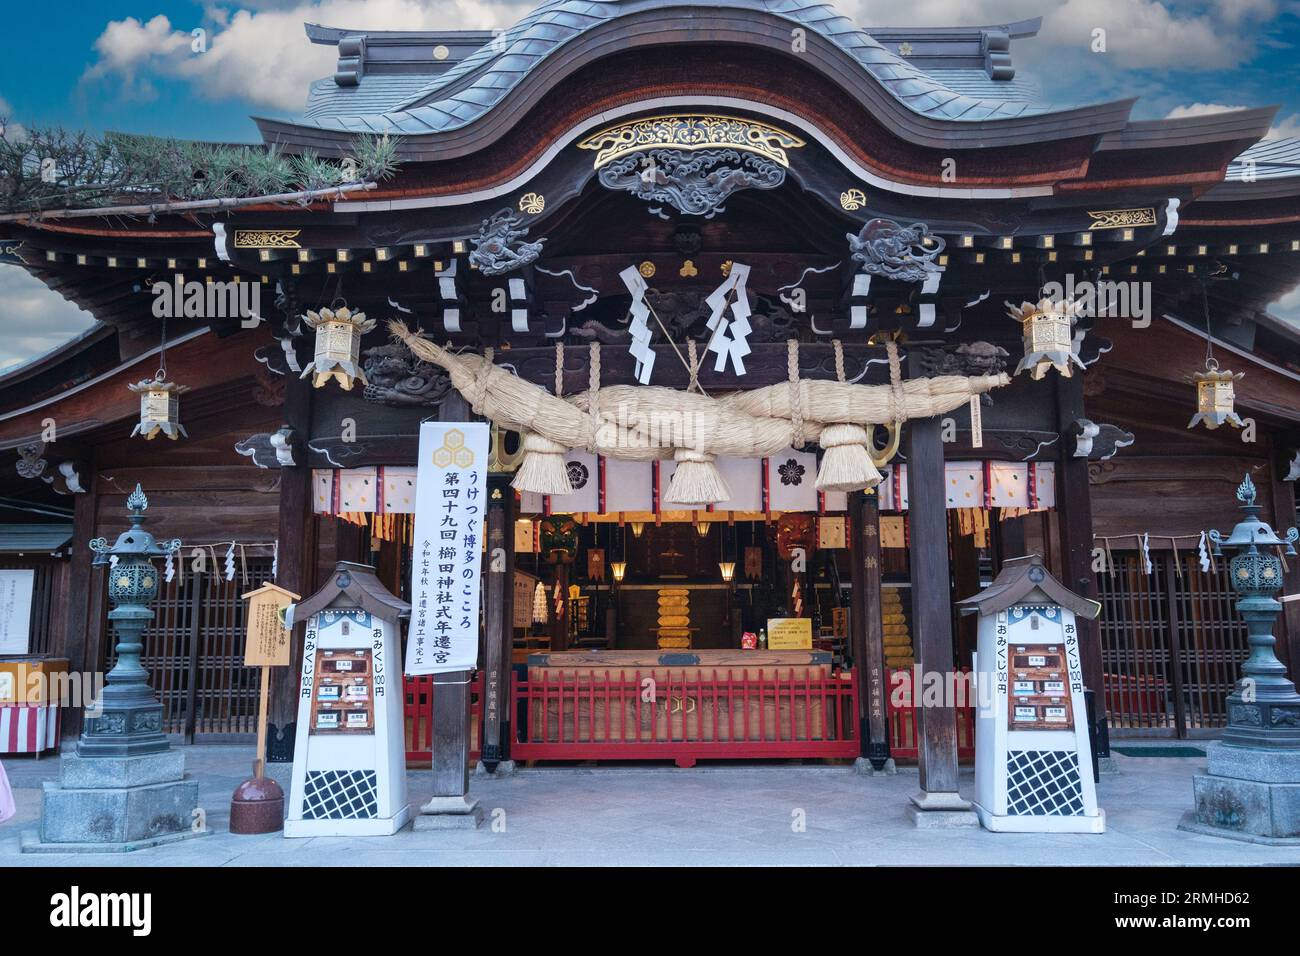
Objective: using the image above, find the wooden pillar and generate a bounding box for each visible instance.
[905,412,962,800]
[848,490,890,768]
[62,466,100,739]
[268,372,317,761]
[949,512,981,669]
[426,392,474,800]
[1267,443,1300,673]
[1053,373,1108,755]
[479,475,515,770]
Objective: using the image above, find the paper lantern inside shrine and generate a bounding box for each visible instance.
[128,376,188,440]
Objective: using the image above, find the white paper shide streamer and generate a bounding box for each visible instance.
[1140,532,1152,575]
[224,543,236,582]
[620,265,656,384]
[704,263,754,375]
[1198,531,1211,572]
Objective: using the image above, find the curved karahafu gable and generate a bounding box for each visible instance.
[255,0,1142,156]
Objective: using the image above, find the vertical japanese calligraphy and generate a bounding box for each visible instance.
[404,422,490,675]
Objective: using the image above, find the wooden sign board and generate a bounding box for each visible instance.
[242,584,300,667]
[767,617,813,650]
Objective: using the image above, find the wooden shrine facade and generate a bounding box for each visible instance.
[1,3,1299,788]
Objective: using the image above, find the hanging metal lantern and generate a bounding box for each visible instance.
[1006,297,1085,380]
[300,305,376,390]
[1188,361,1245,430]
[128,373,188,440]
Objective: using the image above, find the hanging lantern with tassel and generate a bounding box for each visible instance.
[129,371,188,441]
[300,304,376,390]
[1006,297,1086,380]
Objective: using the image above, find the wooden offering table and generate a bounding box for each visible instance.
[514,649,860,766]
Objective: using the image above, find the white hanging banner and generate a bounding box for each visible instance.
[620,265,656,384]
[704,262,753,375]
[767,448,819,512]
[405,421,489,676]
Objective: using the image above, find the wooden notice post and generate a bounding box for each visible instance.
[230,582,299,834]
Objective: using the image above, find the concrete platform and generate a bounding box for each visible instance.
[4,744,1300,866]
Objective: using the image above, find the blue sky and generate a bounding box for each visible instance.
[2,0,1299,368]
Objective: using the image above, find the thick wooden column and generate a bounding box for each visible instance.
[425,393,475,803]
[268,372,317,761]
[1267,444,1300,672]
[848,490,890,768]
[905,413,962,800]
[1053,373,1108,756]
[479,475,515,770]
[62,465,100,739]
[949,512,981,668]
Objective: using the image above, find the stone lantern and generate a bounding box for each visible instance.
[23,485,207,853]
[1180,474,1300,844]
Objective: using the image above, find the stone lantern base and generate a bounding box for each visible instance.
[21,750,209,853]
[1178,742,1300,845]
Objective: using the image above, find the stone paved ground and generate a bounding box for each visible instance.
[2,744,1298,866]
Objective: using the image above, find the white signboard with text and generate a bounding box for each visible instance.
[404,422,489,675]
[0,569,34,655]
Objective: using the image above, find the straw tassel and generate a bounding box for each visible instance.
[816,423,883,492]
[512,431,574,496]
[664,448,732,505]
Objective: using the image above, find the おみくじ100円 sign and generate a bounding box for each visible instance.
[404,422,489,675]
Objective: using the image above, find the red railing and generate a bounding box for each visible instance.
[404,672,483,764]
[886,668,977,762]
[402,668,977,767]
[510,669,860,768]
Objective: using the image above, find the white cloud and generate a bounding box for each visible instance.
[82,1,535,114]
[845,0,1269,71]
[1270,286,1300,326]
[0,267,97,371]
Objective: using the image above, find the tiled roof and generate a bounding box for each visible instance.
[1227,136,1300,182]
[287,0,1060,133]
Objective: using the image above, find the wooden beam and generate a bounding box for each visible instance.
[479,476,515,770]
[849,490,890,768]
[267,372,317,762]
[1054,371,1109,756]
[427,392,475,800]
[905,408,961,796]
[61,464,99,739]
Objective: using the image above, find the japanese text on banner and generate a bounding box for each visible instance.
[404,422,489,675]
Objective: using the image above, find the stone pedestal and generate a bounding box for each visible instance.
[854,756,897,776]
[22,751,207,853]
[1179,742,1300,845]
[413,794,484,830]
[906,789,979,828]
[475,760,516,777]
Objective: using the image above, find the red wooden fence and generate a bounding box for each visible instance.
[511,669,860,768]
[404,672,483,764]
[403,669,978,766]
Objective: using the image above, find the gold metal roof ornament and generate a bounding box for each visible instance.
[1006,296,1087,380]
[300,304,376,390]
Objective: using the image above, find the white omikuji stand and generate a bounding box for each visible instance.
[286,564,411,837]
[963,556,1105,833]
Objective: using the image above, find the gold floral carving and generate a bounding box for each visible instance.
[1086,208,1156,231]
[233,229,302,249]
[577,114,805,169]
